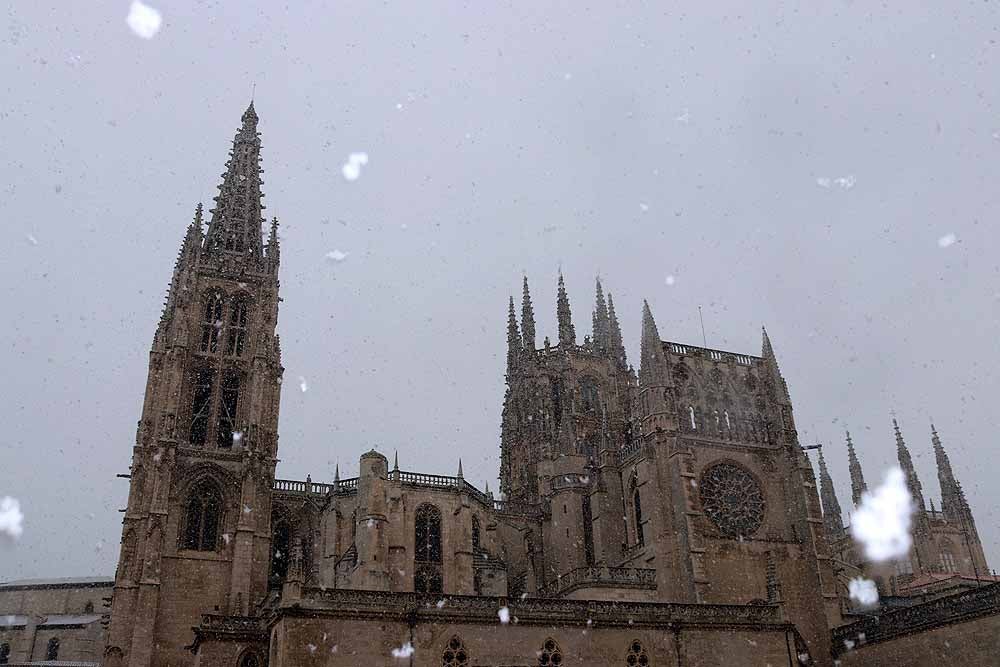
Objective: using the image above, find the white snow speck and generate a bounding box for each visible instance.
[307,643,317,654]
[498,606,510,624]
[25,234,38,246]
[222,533,231,545]
[299,376,308,393]
[665,275,676,286]
[563,72,573,81]
[243,505,253,515]
[844,639,856,650]
[366,518,376,528]
[325,249,348,263]
[341,152,369,181]
[232,431,243,445]
[95,539,105,552]
[391,642,414,658]
[816,175,855,190]
[848,577,879,607]
[0,497,24,541]
[675,109,691,123]
[126,1,162,39]
[436,599,446,608]
[937,233,957,248]
[639,203,649,212]
[816,177,831,189]
[850,467,913,562]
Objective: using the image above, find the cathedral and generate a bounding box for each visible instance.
[93,104,997,667]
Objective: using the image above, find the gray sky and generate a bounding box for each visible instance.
[2,1,999,579]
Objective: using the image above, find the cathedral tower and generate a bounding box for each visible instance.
[105,103,284,667]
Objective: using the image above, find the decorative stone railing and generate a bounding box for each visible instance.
[549,473,591,491]
[492,499,544,519]
[832,581,1000,655]
[666,341,757,366]
[273,477,355,497]
[620,541,645,562]
[198,614,266,634]
[537,566,657,598]
[618,438,643,462]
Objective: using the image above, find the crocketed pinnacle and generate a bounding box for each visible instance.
[521,276,536,351]
[846,430,867,507]
[639,300,668,387]
[592,277,610,353]
[818,449,844,536]
[556,272,576,347]
[894,418,926,511]
[607,292,627,368]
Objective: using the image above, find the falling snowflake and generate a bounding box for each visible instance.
[639,203,649,212]
[436,599,446,609]
[325,249,348,263]
[307,644,317,654]
[243,505,253,515]
[342,152,369,181]
[232,431,243,445]
[391,642,414,658]
[498,606,510,624]
[299,377,308,393]
[0,497,24,541]
[25,234,38,246]
[816,175,856,190]
[665,275,676,286]
[222,533,231,545]
[850,467,913,562]
[848,577,879,607]
[126,1,162,39]
[675,109,691,123]
[937,233,957,248]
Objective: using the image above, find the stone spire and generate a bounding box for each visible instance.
[507,296,521,372]
[592,277,610,353]
[894,418,926,511]
[760,326,791,402]
[556,272,576,347]
[846,430,867,507]
[156,203,203,339]
[521,276,536,352]
[607,292,627,368]
[265,216,280,268]
[639,301,668,387]
[818,449,844,537]
[203,101,266,263]
[932,423,968,521]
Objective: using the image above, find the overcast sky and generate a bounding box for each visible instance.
[2,2,999,579]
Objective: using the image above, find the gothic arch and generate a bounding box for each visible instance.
[441,635,469,666]
[628,473,644,547]
[103,646,124,667]
[626,639,649,666]
[414,503,443,593]
[237,648,264,667]
[179,478,225,551]
[537,638,563,666]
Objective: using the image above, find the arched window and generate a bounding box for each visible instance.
[632,482,645,547]
[200,293,224,353]
[414,504,443,594]
[270,512,291,586]
[0,642,10,665]
[582,495,595,566]
[84,601,94,613]
[580,377,599,413]
[216,372,240,448]
[538,638,562,666]
[226,297,249,357]
[688,405,697,430]
[189,366,216,446]
[239,651,262,667]
[471,516,481,552]
[46,638,60,661]
[626,639,649,666]
[182,481,222,551]
[940,551,957,572]
[442,635,469,666]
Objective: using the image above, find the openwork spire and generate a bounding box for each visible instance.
[592,277,610,353]
[760,326,791,402]
[846,430,867,507]
[521,276,536,351]
[817,449,844,537]
[932,423,968,520]
[204,102,266,263]
[894,418,926,511]
[156,203,204,341]
[607,292,627,368]
[639,300,668,386]
[506,296,521,372]
[556,272,576,347]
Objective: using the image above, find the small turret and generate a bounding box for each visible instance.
[846,430,867,507]
[894,418,926,511]
[556,272,576,347]
[817,449,844,537]
[607,292,627,368]
[592,277,610,353]
[507,296,521,372]
[521,276,536,352]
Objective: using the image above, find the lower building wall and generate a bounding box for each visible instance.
[836,612,1000,667]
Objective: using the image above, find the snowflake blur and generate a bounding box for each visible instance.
[341,152,369,181]
[126,1,162,39]
[848,577,879,607]
[391,642,414,658]
[0,496,24,542]
[850,467,913,562]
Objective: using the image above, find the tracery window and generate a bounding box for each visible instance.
[471,515,481,552]
[580,377,599,413]
[582,495,595,566]
[226,297,249,357]
[200,293,224,353]
[940,551,957,572]
[182,480,222,551]
[633,486,645,547]
[699,462,765,539]
[414,504,443,593]
[538,638,563,666]
[189,367,216,446]
[626,640,649,666]
[442,635,469,666]
[269,512,291,586]
[0,642,9,664]
[238,651,261,667]
[216,372,240,448]
[46,638,59,661]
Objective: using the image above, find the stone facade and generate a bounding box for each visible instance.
[0,577,112,665]
[99,103,994,667]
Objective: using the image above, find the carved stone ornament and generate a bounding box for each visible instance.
[699,462,765,539]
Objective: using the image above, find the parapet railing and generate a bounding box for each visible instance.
[198,614,266,634]
[832,581,1000,654]
[273,477,357,497]
[537,566,657,598]
[666,342,756,366]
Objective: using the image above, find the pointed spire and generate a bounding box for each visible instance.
[607,293,627,368]
[639,300,669,386]
[457,458,464,479]
[846,430,867,507]
[204,103,266,263]
[932,423,967,521]
[266,216,280,265]
[818,449,845,536]
[761,326,791,402]
[592,277,610,353]
[157,203,204,337]
[507,296,521,372]
[894,418,926,511]
[556,272,576,347]
[521,276,536,351]
[393,450,399,471]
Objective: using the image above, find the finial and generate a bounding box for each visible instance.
[393,450,399,471]
[334,463,340,483]
[457,458,464,479]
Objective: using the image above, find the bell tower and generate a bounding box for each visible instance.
[105,102,284,667]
